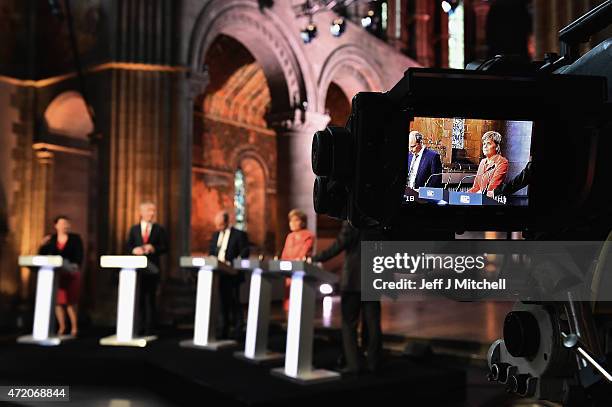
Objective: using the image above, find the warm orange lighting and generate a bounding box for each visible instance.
[32,143,92,157]
[0,62,187,88]
[93,62,187,73]
[19,266,31,300]
[44,91,94,138]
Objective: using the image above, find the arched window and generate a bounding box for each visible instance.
[234,168,247,231]
[448,3,464,69]
[452,118,465,149]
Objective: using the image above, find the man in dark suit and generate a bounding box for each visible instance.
[126,201,168,336]
[209,210,250,339]
[312,221,383,374]
[406,131,443,189]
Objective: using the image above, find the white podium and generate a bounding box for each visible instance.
[17,256,75,346]
[268,260,341,384]
[99,255,156,347]
[179,256,238,350]
[233,258,284,363]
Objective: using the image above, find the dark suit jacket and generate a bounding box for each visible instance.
[495,161,531,196]
[312,221,360,292]
[407,148,443,188]
[39,233,84,266]
[126,223,168,268]
[210,227,250,284]
[209,227,250,263]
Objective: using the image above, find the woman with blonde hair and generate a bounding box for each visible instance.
[280,209,315,310]
[468,130,509,194]
[281,209,315,260]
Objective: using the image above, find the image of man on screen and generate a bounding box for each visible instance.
[406,131,443,189]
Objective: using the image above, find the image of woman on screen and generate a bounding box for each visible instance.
[468,131,509,194]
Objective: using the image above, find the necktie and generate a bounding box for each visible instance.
[143,223,150,244]
[218,230,229,262]
[217,230,224,248]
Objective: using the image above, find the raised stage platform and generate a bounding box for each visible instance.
[0,328,468,407]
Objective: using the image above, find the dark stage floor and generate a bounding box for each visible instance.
[0,326,536,407]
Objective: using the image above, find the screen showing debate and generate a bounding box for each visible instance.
[403,117,533,207]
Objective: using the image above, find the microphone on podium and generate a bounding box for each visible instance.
[424,172,445,187]
[457,174,476,191]
[443,172,453,189]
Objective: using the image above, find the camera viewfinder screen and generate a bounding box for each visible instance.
[404,117,532,207]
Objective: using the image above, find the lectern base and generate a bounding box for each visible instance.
[17,334,75,346]
[234,350,285,364]
[179,339,237,351]
[99,335,157,347]
[270,367,341,385]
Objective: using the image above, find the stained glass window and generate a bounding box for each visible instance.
[234,168,246,231]
[451,118,465,149]
[448,3,464,69]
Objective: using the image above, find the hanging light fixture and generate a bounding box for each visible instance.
[301,22,318,43]
[330,17,346,37]
[361,9,374,28]
[441,0,461,14]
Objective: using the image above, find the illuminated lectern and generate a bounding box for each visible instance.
[268,260,341,384]
[17,255,74,346]
[233,258,284,363]
[179,256,238,350]
[99,255,155,347]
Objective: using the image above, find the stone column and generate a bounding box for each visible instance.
[178,69,209,258]
[102,0,194,280]
[18,147,54,299]
[534,0,556,58]
[105,68,182,272]
[473,0,491,60]
[415,0,433,67]
[270,111,330,249]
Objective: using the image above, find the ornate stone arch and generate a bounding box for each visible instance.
[317,44,385,112]
[188,0,317,116]
[229,146,271,186]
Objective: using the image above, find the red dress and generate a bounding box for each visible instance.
[281,229,315,260]
[54,237,81,305]
[280,229,315,310]
[39,233,83,305]
[468,154,509,193]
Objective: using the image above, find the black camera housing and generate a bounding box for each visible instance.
[313,67,611,235]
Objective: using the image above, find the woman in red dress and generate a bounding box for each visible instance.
[468,131,509,194]
[281,209,315,260]
[280,209,315,310]
[39,216,84,336]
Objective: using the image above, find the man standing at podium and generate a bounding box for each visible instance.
[209,210,250,339]
[407,131,443,189]
[127,201,168,336]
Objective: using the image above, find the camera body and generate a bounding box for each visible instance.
[313,67,611,236]
[312,3,612,404]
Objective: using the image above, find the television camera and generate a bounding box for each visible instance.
[312,1,612,405]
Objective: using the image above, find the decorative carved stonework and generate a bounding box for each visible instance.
[266,109,329,135]
[34,149,54,165]
[189,0,308,114]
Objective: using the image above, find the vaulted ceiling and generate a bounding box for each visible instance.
[203,34,271,129]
